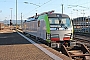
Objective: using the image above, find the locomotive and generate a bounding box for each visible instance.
[23,10,73,48]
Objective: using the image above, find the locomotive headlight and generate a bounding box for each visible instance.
[47,33,51,40]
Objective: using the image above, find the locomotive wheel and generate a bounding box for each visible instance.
[47,43,51,47]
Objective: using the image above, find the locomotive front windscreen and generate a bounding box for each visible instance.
[49,17,71,28]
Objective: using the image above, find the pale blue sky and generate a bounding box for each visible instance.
[0,0,90,21]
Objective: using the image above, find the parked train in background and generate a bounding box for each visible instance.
[22,10,73,48]
[72,17,90,33]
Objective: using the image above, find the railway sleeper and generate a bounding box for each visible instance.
[61,43,90,60]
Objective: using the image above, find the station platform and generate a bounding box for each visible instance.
[0,28,71,60]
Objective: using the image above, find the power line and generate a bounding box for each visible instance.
[24,0,52,18]
[21,2,41,13]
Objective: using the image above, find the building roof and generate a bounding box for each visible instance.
[73,17,87,21]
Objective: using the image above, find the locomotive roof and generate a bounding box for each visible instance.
[27,13,69,21]
[47,13,69,18]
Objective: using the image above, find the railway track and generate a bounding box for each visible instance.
[74,35,90,49]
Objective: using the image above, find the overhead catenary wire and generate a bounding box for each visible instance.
[24,0,52,18]
[21,2,41,13]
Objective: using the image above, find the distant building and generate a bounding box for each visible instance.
[72,17,90,33]
[3,20,25,26]
[0,23,4,30]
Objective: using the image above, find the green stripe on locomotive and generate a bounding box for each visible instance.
[38,14,51,43]
[38,14,50,34]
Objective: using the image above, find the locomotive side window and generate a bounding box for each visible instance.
[38,20,40,27]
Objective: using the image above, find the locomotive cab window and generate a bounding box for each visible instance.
[49,18,60,25]
[49,17,71,29]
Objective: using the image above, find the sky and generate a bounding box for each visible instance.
[0,0,90,21]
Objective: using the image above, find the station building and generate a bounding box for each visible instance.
[72,17,90,33]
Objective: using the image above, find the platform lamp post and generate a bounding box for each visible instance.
[62,4,63,14]
[21,13,22,29]
[10,8,13,21]
[5,17,7,26]
[10,8,13,27]
[16,0,17,30]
